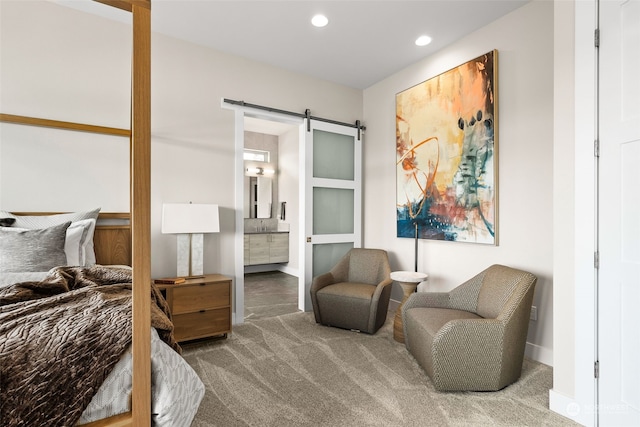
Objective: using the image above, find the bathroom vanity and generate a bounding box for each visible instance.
[244,231,289,266]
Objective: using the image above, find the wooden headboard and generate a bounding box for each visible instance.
[93,213,132,266]
[11,212,132,266]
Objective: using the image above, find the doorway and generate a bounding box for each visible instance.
[242,115,302,322]
[225,101,364,325]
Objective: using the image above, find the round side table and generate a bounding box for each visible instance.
[391,271,428,343]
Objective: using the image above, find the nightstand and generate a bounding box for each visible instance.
[155,274,232,342]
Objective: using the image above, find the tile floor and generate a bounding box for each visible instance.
[244,271,300,321]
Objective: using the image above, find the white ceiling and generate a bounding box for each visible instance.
[55,0,529,135]
[150,0,530,90]
[58,0,529,90]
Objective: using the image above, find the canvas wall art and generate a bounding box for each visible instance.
[396,50,497,244]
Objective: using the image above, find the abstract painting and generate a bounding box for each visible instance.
[396,50,497,244]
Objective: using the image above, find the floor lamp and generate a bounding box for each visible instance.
[162,203,220,278]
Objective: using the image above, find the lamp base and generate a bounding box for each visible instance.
[190,233,204,276]
[176,233,205,277]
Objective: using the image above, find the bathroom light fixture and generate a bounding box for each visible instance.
[415,35,432,46]
[311,14,328,27]
[246,167,274,176]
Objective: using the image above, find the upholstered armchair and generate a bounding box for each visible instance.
[402,264,537,391]
[310,248,392,334]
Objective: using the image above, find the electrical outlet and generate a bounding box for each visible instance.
[530,306,537,321]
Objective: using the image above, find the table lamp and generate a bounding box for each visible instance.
[162,203,220,277]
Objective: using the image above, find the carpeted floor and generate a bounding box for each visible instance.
[182,311,578,427]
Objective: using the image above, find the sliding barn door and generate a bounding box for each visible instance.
[299,120,362,311]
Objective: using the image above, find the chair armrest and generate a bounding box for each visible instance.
[431,318,507,390]
[372,278,393,300]
[403,291,450,312]
[310,272,336,324]
[401,292,450,345]
[368,277,393,333]
[310,272,335,293]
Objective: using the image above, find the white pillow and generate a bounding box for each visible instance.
[64,223,85,266]
[64,219,96,266]
[83,219,98,266]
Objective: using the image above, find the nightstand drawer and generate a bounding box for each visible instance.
[173,307,231,341]
[172,282,230,314]
[156,273,232,343]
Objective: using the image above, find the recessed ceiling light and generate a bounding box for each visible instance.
[311,14,329,28]
[415,35,432,46]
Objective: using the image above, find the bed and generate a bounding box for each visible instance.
[0,1,179,424]
[0,210,204,426]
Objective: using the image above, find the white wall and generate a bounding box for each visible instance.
[2,0,568,373]
[0,1,362,284]
[552,0,577,408]
[278,126,301,274]
[363,0,555,364]
[0,1,132,213]
[151,25,362,283]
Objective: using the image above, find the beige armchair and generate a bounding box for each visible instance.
[402,264,537,391]
[310,248,392,334]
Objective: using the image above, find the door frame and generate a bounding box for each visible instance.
[224,102,304,324]
[572,1,598,425]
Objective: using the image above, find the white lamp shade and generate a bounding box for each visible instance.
[162,203,220,234]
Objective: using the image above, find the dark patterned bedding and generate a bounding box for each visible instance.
[0,265,202,426]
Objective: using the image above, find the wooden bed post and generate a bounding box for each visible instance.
[130,1,152,425]
[93,0,153,425]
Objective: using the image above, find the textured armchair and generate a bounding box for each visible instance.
[402,264,537,391]
[310,248,392,334]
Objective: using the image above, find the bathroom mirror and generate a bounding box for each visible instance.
[244,176,272,218]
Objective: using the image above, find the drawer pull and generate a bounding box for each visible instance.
[199,310,205,313]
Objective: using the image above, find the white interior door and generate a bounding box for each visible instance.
[299,120,362,311]
[598,0,640,425]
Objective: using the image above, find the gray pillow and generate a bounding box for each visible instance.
[0,208,101,265]
[0,222,71,273]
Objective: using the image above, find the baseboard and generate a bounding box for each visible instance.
[525,341,553,366]
[275,265,299,277]
[549,389,589,426]
[243,264,299,277]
